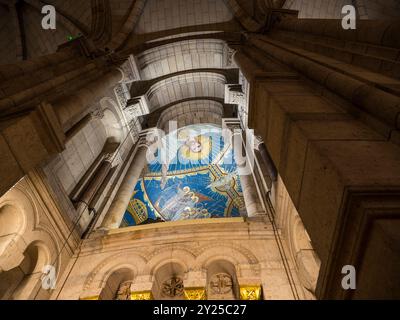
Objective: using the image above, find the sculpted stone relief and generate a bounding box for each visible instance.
[209,273,233,295]
[161,277,184,298]
[114,281,132,300]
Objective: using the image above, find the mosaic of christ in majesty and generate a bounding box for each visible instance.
[120,125,246,227]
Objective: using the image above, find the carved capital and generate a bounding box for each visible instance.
[239,285,262,300]
[104,152,122,168]
[118,55,141,83]
[184,287,206,300]
[90,106,104,120]
[131,291,153,300]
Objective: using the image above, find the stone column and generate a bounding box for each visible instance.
[232,50,265,82]
[53,68,122,132]
[256,138,277,184]
[237,171,265,218]
[101,139,149,229]
[230,126,265,218]
[76,154,114,231]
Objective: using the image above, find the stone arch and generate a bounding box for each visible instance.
[145,246,196,276]
[0,240,51,300]
[0,184,38,272]
[146,72,226,112]
[101,108,123,143]
[206,259,240,300]
[99,266,136,300]
[151,260,187,300]
[196,243,261,281]
[0,204,24,257]
[137,39,230,80]
[82,251,147,294]
[100,97,127,141]
[198,243,259,265]
[157,100,224,132]
[287,209,321,297]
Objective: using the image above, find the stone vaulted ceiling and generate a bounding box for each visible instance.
[1,0,398,65]
[1,0,397,128]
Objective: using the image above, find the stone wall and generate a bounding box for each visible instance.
[0,172,79,300]
[55,218,308,300]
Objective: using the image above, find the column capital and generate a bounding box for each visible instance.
[254,136,264,150]
[90,105,104,120]
[104,151,122,168]
[117,54,141,83]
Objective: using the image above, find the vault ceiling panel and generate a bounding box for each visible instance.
[137,39,228,80]
[135,0,233,34]
[158,100,224,131]
[147,72,226,111]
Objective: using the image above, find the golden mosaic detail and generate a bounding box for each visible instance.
[184,287,206,300]
[79,295,99,300]
[131,291,153,300]
[239,285,262,300]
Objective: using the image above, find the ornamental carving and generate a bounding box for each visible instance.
[131,291,153,300]
[114,83,130,109]
[114,281,132,300]
[162,277,184,297]
[91,105,104,120]
[119,55,140,83]
[224,84,246,105]
[184,288,206,300]
[209,273,233,295]
[239,285,262,300]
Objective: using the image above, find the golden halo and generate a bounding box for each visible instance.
[179,135,211,161]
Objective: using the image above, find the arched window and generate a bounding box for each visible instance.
[206,260,239,300]
[0,242,49,300]
[152,262,186,300]
[99,268,134,300]
[0,204,23,257]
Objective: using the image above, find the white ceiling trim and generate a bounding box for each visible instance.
[146,72,226,111]
[137,39,230,80]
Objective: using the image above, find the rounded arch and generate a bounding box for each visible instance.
[0,240,51,300]
[82,251,147,293]
[100,97,126,141]
[206,258,240,300]
[99,264,137,288]
[102,108,123,143]
[157,100,223,132]
[137,39,230,80]
[151,260,187,300]
[99,266,136,300]
[0,204,24,256]
[145,247,196,276]
[287,209,320,296]
[147,72,226,112]
[0,183,38,272]
[197,243,260,268]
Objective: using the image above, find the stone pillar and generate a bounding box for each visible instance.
[256,139,277,183]
[53,68,122,132]
[76,155,113,231]
[232,50,265,82]
[229,125,265,218]
[101,139,149,229]
[237,171,265,218]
